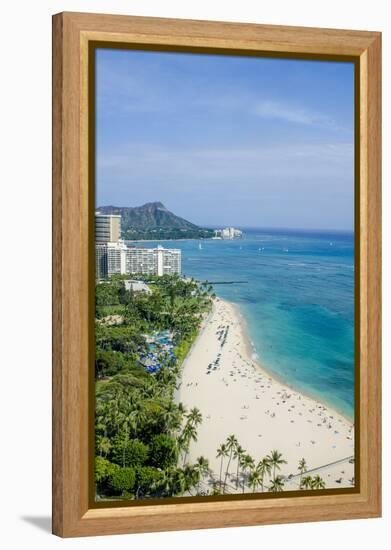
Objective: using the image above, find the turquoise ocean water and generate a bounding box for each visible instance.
[135,229,355,419]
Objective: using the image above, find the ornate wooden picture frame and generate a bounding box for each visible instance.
[52,12,381,537]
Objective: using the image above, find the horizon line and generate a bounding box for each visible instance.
[208,225,354,233]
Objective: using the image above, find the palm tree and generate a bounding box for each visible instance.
[173,468,187,496]
[119,411,136,467]
[233,444,245,488]
[181,422,198,466]
[248,468,262,493]
[179,408,202,466]
[129,400,146,437]
[177,402,187,418]
[187,407,202,428]
[97,435,111,458]
[257,458,272,492]
[139,378,158,400]
[161,402,181,436]
[159,467,175,497]
[216,443,229,490]
[301,475,313,490]
[240,454,255,493]
[298,458,307,489]
[311,474,326,489]
[223,434,238,490]
[168,285,176,310]
[182,464,199,495]
[269,475,284,492]
[157,365,177,389]
[95,403,109,439]
[194,456,210,494]
[266,450,287,481]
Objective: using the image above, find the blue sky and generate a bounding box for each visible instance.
[96,49,354,230]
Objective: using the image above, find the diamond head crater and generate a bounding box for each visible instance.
[97,202,214,241]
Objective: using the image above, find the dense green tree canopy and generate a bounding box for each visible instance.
[95,274,213,500]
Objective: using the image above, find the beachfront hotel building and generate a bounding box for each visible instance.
[214,227,243,240]
[124,280,152,294]
[95,213,121,243]
[95,213,181,279]
[126,246,181,277]
[96,240,126,279]
[96,243,181,279]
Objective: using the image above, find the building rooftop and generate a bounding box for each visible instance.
[124,280,152,294]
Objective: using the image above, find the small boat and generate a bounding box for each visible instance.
[198,243,203,250]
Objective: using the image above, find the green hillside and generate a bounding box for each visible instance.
[97,202,214,240]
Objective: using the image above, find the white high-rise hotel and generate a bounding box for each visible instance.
[95,213,181,280]
[95,213,121,243]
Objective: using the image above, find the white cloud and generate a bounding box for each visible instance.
[254,100,333,126]
[96,141,354,229]
[98,142,353,179]
[97,60,340,129]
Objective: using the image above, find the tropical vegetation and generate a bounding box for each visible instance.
[95,273,213,500]
[95,273,327,500]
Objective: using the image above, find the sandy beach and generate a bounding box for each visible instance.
[175,298,355,493]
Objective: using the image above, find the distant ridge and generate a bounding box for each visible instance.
[97,202,214,240]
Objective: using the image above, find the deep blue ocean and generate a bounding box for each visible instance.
[137,229,355,419]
